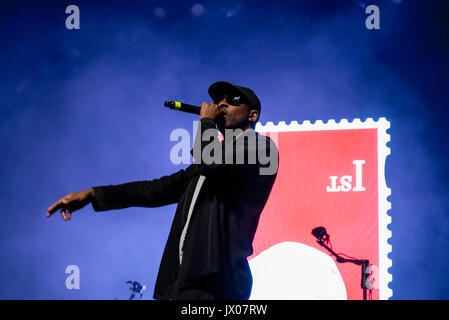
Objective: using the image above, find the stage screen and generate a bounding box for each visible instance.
[248,118,391,300]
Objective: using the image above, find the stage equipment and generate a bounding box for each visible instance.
[311,226,371,300]
[126,280,146,300]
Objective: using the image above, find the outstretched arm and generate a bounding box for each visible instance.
[91,168,187,211]
[46,168,188,221]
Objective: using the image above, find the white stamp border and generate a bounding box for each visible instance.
[255,117,392,300]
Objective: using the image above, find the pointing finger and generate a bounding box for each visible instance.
[47,200,63,217]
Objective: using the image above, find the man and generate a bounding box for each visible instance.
[46,81,278,300]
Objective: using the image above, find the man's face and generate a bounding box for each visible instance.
[215,95,258,133]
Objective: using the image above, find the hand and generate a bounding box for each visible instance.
[200,102,223,120]
[46,188,95,221]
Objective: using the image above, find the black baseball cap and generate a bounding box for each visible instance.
[208,81,261,113]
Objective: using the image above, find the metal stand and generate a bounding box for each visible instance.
[315,238,370,300]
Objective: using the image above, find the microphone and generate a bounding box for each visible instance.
[311,226,330,245]
[164,101,201,115]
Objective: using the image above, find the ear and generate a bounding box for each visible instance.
[248,109,259,123]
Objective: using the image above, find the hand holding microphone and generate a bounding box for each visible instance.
[199,102,224,120]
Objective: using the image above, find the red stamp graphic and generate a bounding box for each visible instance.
[249,118,391,300]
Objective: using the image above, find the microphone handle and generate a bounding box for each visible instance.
[164,101,201,115]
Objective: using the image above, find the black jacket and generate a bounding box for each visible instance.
[91,118,278,299]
